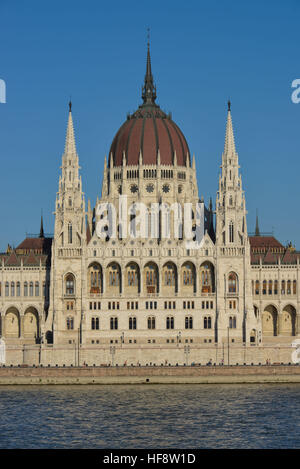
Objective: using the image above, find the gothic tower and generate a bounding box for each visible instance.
[215,102,258,345]
[44,103,86,346]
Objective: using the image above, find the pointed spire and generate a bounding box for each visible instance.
[224,100,237,157]
[255,210,260,236]
[142,31,157,105]
[39,212,44,238]
[64,101,77,156]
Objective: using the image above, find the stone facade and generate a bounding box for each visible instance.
[0,47,299,367]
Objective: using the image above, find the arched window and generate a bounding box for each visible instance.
[68,222,72,244]
[268,280,273,295]
[229,316,237,329]
[182,264,194,286]
[204,316,212,329]
[16,282,20,297]
[24,282,28,297]
[66,274,75,295]
[5,282,9,296]
[35,282,39,297]
[110,317,118,330]
[262,280,267,295]
[89,263,102,293]
[185,316,193,329]
[274,280,278,295]
[91,317,99,330]
[164,264,176,286]
[166,316,174,329]
[29,282,34,296]
[287,280,291,295]
[293,280,297,295]
[228,272,238,293]
[255,280,259,295]
[148,316,156,330]
[281,280,285,295]
[66,317,74,330]
[129,317,137,330]
[68,197,72,207]
[229,221,234,243]
[11,282,15,297]
[200,262,215,293]
[108,264,120,287]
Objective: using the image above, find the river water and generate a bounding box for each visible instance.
[0,383,299,449]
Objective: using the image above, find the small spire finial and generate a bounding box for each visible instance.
[255,209,260,236]
[228,99,231,112]
[69,99,72,113]
[147,27,150,47]
[39,210,44,238]
[142,30,157,105]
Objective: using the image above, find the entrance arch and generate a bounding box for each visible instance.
[5,307,20,338]
[281,305,296,336]
[23,307,39,339]
[262,305,278,337]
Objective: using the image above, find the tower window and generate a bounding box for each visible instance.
[229,221,234,243]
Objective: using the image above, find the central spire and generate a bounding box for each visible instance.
[224,100,237,158]
[142,36,157,105]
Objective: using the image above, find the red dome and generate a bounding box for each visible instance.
[109,105,190,167]
[109,43,190,167]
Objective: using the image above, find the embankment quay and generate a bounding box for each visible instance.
[0,365,300,385]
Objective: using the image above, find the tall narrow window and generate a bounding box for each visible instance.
[229,221,234,243]
[228,272,238,293]
[5,282,9,296]
[166,316,174,329]
[66,317,74,330]
[268,280,273,295]
[148,316,156,330]
[35,282,39,297]
[29,282,34,296]
[11,282,15,297]
[204,316,211,329]
[66,274,75,295]
[16,282,20,297]
[68,222,72,244]
[129,317,137,330]
[110,317,118,330]
[24,282,28,297]
[185,316,193,329]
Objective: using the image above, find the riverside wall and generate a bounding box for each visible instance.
[2,342,298,368]
[0,364,300,385]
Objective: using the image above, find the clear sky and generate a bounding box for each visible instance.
[0,0,300,251]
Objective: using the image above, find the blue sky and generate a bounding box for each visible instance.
[0,0,300,250]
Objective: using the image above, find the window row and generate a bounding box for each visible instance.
[0,281,47,297]
[84,261,218,295]
[86,316,216,331]
[252,280,297,296]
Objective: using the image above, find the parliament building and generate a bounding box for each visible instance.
[0,45,299,366]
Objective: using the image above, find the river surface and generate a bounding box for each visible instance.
[0,383,299,448]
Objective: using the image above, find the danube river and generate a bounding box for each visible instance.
[0,383,299,448]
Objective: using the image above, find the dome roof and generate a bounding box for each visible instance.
[109,44,190,168]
